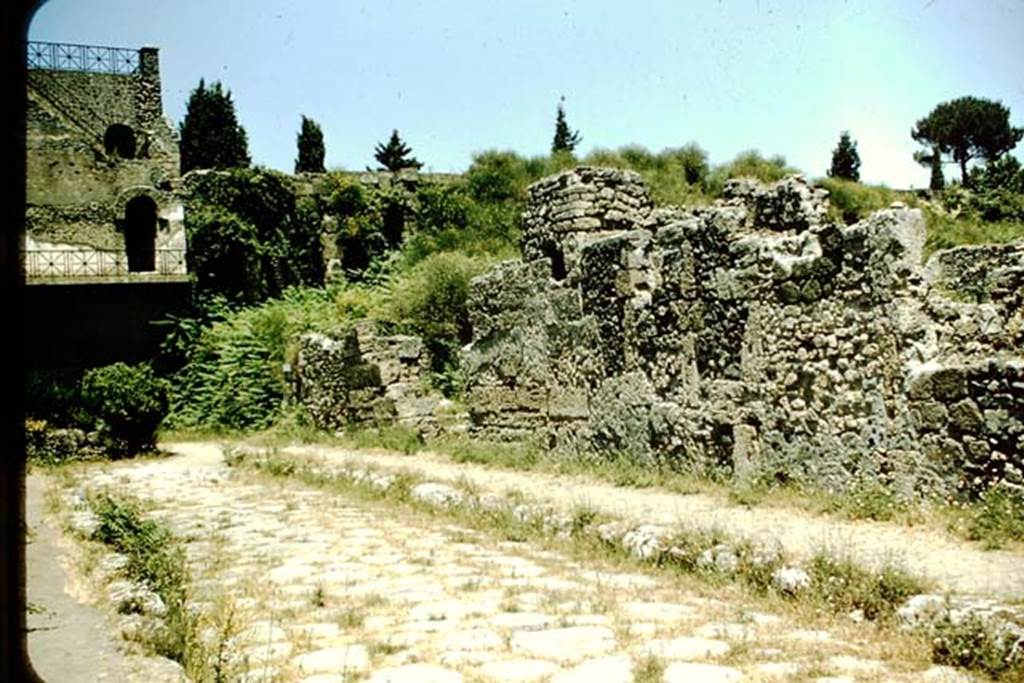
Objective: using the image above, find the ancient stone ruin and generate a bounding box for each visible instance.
[24,41,191,366]
[25,42,186,280]
[299,167,1023,500]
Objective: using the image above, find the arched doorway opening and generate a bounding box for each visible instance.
[125,196,157,272]
[104,124,137,159]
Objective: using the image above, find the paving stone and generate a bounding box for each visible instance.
[694,622,756,640]
[826,655,887,674]
[663,662,743,683]
[564,614,611,626]
[409,598,496,622]
[366,663,464,683]
[550,655,633,683]
[290,622,341,640]
[440,627,504,651]
[622,601,696,622]
[754,661,803,678]
[628,622,658,637]
[919,665,980,682]
[293,645,369,674]
[636,636,731,660]
[477,658,561,683]
[490,612,556,630]
[238,620,288,645]
[510,626,616,662]
[786,628,833,642]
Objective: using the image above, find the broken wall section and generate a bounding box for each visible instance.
[296,324,462,438]
[462,167,1023,499]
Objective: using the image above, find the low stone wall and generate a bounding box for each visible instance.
[296,323,461,436]
[462,167,1024,500]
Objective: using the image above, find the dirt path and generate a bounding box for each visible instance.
[240,442,1024,602]
[24,473,175,682]
[52,442,976,682]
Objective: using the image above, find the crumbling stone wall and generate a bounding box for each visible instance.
[462,167,1024,499]
[296,323,460,436]
[24,45,185,279]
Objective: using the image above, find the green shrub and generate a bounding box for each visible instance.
[581,144,711,206]
[386,252,495,393]
[466,150,533,202]
[25,369,90,428]
[924,208,1024,257]
[965,485,1024,549]
[167,288,338,431]
[928,610,1024,678]
[80,363,169,455]
[89,493,191,663]
[705,149,796,196]
[185,168,324,304]
[816,177,909,224]
[807,553,922,621]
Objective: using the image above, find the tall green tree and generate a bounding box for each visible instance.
[179,79,250,173]
[551,99,582,154]
[911,96,1023,186]
[374,130,422,172]
[827,131,861,181]
[295,115,326,173]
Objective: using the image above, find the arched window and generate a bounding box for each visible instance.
[125,196,157,272]
[104,124,136,159]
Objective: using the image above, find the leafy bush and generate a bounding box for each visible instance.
[466,150,534,202]
[80,363,169,455]
[705,149,796,195]
[924,208,1024,257]
[582,144,711,206]
[928,610,1024,678]
[185,168,324,304]
[25,369,90,428]
[816,177,909,224]
[807,553,922,621]
[386,252,495,392]
[167,288,338,431]
[89,493,191,663]
[965,485,1024,549]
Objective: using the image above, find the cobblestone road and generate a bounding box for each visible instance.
[44,444,979,682]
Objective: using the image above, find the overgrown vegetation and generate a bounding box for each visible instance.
[26,363,169,462]
[89,493,192,663]
[184,168,325,304]
[228,448,931,647]
[179,79,250,174]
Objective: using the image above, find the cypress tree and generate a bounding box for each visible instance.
[373,130,422,172]
[179,79,250,173]
[295,115,326,173]
[827,131,861,181]
[551,99,582,154]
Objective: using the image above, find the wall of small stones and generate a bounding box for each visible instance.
[25,52,184,267]
[462,167,1024,500]
[296,324,460,437]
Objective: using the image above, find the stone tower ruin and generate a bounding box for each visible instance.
[23,41,190,366]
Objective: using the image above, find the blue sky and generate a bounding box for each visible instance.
[27,0,1024,188]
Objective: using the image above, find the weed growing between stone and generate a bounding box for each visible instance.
[89,493,192,662]
[84,491,242,681]
[225,449,957,663]
[316,426,1024,551]
[805,553,922,622]
[928,611,1024,678]
[963,486,1024,550]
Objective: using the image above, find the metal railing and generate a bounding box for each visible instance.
[27,41,139,75]
[22,248,187,279]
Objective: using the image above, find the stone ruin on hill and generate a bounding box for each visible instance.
[297,167,1023,500]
